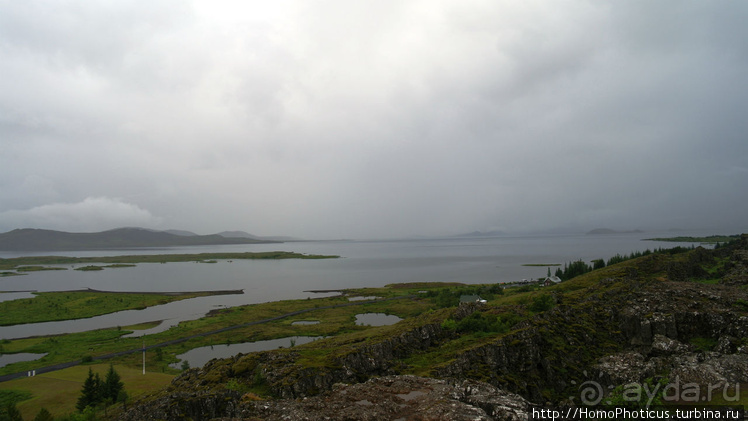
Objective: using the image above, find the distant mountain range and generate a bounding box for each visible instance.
[586,228,644,235]
[452,230,507,238]
[165,229,301,242]
[0,227,286,251]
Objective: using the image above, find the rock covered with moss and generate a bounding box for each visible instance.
[121,375,530,421]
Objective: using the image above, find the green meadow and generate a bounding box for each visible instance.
[0,364,174,420]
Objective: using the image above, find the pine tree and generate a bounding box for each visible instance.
[3,403,24,421]
[33,408,53,421]
[103,364,124,403]
[76,368,101,412]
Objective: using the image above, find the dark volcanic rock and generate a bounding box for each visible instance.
[247,321,452,399]
[123,375,531,421]
[119,389,243,421]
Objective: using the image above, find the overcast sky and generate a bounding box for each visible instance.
[1,1,747,239]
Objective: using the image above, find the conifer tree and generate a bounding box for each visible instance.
[2,403,24,421]
[33,408,53,421]
[103,364,124,403]
[76,368,101,412]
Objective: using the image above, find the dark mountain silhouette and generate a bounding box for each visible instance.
[217,230,303,242]
[0,227,275,251]
[216,230,260,239]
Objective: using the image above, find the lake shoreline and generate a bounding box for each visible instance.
[1,287,245,296]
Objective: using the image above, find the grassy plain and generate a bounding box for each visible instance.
[0,364,174,420]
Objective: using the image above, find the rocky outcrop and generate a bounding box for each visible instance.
[232,376,529,421]
[122,375,530,421]
[119,390,243,421]
[435,276,748,403]
[261,321,452,398]
[722,241,748,286]
[161,319,455,402]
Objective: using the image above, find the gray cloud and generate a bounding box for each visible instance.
[0,197,162,232]
[1,1,747,238]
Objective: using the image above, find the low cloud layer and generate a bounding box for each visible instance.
[0,197,163,233]
[1,1,747,238]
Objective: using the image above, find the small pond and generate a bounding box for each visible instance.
[0,352,47,368]
[347,296,380,301]
[171,336,322,369]
[354,313,402,326]
[291,320,320,325]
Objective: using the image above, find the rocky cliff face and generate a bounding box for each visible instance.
[164,320,454,400]
[120,319,462,420]
[435,277,748,403]
[122,375,530,421]
[120,237,748,421]
[267,322,450,398]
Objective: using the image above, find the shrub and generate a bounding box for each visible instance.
[690,337,717,352]
[529,294,555,313]
[454,312,508,334]
[441,319,458,330]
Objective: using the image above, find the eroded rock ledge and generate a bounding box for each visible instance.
[122,375,530,421]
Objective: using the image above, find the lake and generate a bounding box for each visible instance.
[0,231,713,339]
[170,336,323,370]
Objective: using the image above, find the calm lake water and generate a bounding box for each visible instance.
[0,352,47,368]
[355,313,403,326]
[0,231,716,339]
[171,336,323,369]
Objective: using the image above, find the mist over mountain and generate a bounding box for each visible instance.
[586,228,645,235]
[163,229,199,237]
[216,230,259,239]
[452,230,508,238]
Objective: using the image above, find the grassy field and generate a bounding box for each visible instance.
[0,363,174,420]
[0,290,241,326]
